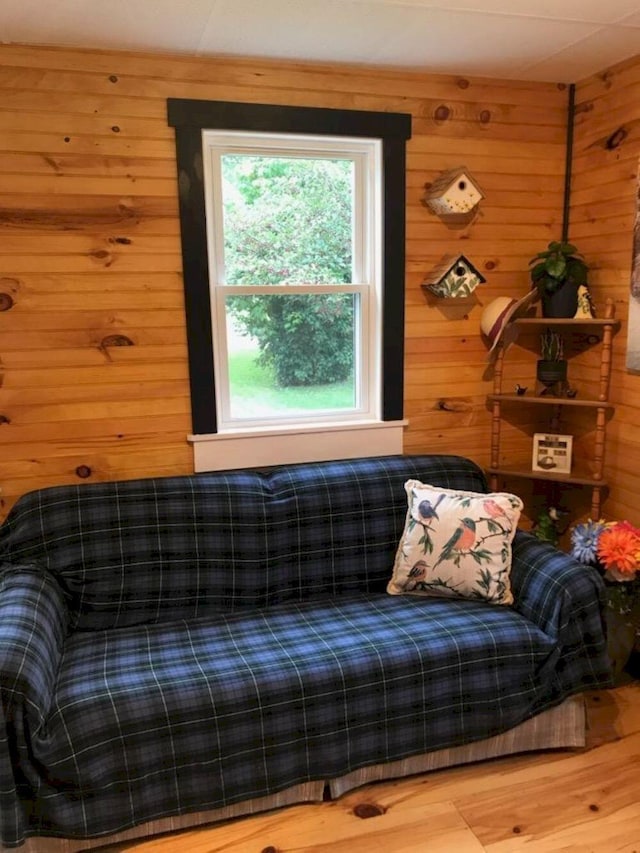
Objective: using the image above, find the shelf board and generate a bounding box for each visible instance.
[487,394,613,408]
[487,466,606,487]
[514,317,620,330]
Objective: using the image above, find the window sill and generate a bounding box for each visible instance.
[188,420,408,472]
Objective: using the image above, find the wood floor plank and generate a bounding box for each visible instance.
[121,799,484,853]
[457,735,640,847]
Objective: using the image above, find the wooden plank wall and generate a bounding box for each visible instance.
[0,44,568,519]
[571,54,640,524]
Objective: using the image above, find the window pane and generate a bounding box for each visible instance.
[221,155,354,285]
[225,293,357,419]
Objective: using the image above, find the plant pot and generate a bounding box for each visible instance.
[605,608,636,682]
[536,359,568,386]
[541,282,579,318]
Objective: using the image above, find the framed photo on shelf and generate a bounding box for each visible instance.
[532,433,573,475]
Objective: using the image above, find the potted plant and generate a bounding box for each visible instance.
[529,241,589,318]
[537,327,567,390]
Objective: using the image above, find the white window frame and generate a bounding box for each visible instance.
[201,130,383,433]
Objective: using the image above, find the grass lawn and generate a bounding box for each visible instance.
[228,349,354,416]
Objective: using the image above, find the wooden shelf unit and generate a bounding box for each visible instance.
[487,298,620,519]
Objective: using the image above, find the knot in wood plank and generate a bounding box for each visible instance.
[353,802,385,819]
[101,334,134,347]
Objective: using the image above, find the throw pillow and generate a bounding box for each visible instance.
[387,480,523,605]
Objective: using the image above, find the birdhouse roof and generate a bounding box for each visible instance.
[422,254,487,287]
[426,166,484,200]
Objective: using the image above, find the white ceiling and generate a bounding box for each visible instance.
[2,0,640,83]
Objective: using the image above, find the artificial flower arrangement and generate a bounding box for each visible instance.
[570,519,640,622]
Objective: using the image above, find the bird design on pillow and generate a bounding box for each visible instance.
[404,560,427,590]
[432,517,477,569]
[417,494,445,523]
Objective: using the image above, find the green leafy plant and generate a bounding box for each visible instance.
[223,156,354,387]
[529,241,589,296]
[540,328,564,361]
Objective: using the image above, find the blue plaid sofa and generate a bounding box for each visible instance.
[0,454,612,850]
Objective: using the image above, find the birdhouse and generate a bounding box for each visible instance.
[422,254,486,299]
[424,167,484,216]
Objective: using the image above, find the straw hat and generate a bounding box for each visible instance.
[480,289,538,354]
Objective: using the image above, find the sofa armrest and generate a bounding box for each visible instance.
[0,564,69,847]
[0,564,68,725]
[509,530,613,691]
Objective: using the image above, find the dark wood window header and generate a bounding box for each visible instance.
[167,98,412,140]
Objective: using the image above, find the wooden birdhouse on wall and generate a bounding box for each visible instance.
[422,254,486,299]
[424,167,484,216]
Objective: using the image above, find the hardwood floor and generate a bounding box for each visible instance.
[113,681,640,852]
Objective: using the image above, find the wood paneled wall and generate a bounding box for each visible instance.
[0,44,569,518]
[571,55,640,524]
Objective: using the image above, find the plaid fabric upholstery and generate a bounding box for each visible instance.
[510,530,613,700]
[0,455,612,846]
[0,566,69,847]
[0,455,489,631]
[9,596,563,840]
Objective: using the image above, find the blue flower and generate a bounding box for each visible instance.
[570,519,605,565]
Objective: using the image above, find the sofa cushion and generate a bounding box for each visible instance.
[36,593,555,838]
[0,455,490,630]
[387,480,523,605]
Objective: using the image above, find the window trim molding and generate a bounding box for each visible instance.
[167,98,412,435]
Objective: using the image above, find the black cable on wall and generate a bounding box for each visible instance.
[562,83,576,243]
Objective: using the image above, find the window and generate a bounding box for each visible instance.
[203,131,381,431]
[168,100,411,469]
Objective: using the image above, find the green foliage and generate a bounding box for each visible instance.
[228,293,354,386]
[529,241,589,295]
[227,350,353,415]
[222,155,355,386]
[540,327,564,361]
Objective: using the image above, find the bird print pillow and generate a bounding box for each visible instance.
[387,480,523,605]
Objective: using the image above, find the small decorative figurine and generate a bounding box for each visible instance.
[515,384,527,396]
[574,284,595,319]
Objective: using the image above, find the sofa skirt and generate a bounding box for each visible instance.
[11,696,585,853]
[329,693,586,797]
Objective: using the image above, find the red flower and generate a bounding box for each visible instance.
[597,522,640,575]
